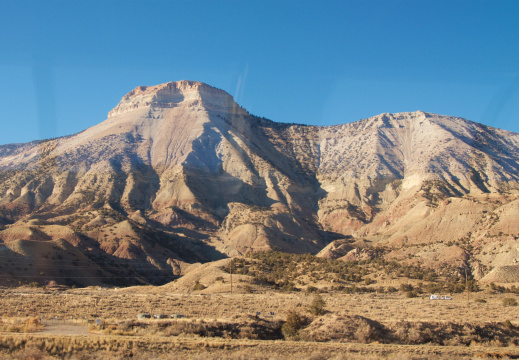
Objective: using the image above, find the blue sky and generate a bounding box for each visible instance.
[1,0,518,145]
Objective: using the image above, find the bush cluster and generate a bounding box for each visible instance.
[222,251,479,295]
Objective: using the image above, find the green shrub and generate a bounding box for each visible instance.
[193,281,206,291]
[282,310,306,339]
[308,294,326,316]
[502,297,518,307]
[400,283,414,292]
[306,285,318,293]
[502,320,514,329]
[406,290,418,298]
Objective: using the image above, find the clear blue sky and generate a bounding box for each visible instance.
[1,0,518,145]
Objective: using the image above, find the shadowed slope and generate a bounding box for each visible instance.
[1,82,519,285]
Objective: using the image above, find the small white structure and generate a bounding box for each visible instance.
[430,294,440,300]
[441,296,453,300]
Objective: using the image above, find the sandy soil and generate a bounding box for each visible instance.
[42,324,90,336]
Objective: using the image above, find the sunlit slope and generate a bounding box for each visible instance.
[0,81,518,285]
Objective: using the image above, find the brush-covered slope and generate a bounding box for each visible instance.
[1,80,519,286]
[316,112,519,281]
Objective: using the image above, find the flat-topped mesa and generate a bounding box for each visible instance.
[107,80,247,118]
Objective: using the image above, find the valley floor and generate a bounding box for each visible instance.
[0,286,518,359]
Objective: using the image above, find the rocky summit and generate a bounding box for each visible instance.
[1,80,518,286]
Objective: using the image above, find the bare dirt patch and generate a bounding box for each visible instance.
[42,324,90,336]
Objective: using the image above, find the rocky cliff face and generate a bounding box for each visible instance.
[1,81,518,286]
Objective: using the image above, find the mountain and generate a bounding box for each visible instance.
[0,80,518,286]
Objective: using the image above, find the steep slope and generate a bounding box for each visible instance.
[1,81,519,285]
[317,112,519,234]
[0,81,329,285]
[316,112,519,280]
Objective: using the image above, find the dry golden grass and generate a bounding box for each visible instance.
[0,286,518,359]
[1,286,517,324]
[0,334,518,359]
[0,317,43,333]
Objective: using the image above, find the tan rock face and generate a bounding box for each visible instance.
[1,81,519,285]
[107,81,244,118]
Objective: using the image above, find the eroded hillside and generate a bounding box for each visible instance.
[0,81,518,286]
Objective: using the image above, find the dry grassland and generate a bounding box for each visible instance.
[0,334,518,360]
[0,286,518,359]
[0,287,517,324]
